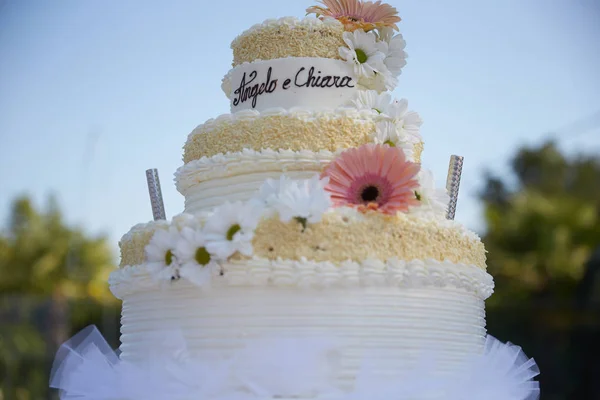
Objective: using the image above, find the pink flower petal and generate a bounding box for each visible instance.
[306,0,401,31]
[321,144,420,214]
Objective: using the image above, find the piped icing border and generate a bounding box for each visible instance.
[109,257,494,300]
[119,210,486,269]
[231,17,345,66]
[183,107,423,164]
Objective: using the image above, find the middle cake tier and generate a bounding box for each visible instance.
[179,107,424,214]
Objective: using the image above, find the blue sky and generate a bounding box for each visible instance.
[1,0,599,259]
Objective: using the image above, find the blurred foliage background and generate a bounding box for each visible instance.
[0,197,119,400]
[481,141,600,399]
[0,141,599,399]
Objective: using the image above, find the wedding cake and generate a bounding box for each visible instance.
[50,1,540,399]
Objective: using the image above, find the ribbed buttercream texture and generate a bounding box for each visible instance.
[119,285,486,383]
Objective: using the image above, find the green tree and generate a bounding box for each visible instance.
[0,196,119,400]
[481,141,600,399]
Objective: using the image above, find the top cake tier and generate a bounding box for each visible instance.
[231,17,346,66]
[222,17,407,113]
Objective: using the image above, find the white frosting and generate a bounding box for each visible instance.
[231,16,343,48]
[223,57,358,113]
[186,170,323,214]
[176,149,336,192]
[110,257,494,300]
[176,149,337,213]
[116,258,489,382]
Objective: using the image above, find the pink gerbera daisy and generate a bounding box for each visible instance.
[321,144,420,214]
[307,0,401,32]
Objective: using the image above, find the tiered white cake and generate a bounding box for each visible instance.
[51,2,539,399]
[115,2,488,380]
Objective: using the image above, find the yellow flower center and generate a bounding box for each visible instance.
[195,247,211,266]
[355,48,368,64]
[294,216,308,230]
[226,224,241,241]
[165,249,174,265]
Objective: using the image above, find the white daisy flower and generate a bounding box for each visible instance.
[412,170,450,216]
[379,27,408,77]
[339,30,387,79]
[378,26,395,45]
[204,201,261,259]
[372,121,400,146]
[352,90,393,115]
[272,175,331,229]
[174,226,219,287]
[372,121,414,159]
[145,226,182,281]
[387,98,423,143]
[258,175,286,201]
[249,175,291,217]
[358,69,397,92]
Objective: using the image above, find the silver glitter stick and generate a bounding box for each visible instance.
[445,155,464,220]
[146,169,166,221]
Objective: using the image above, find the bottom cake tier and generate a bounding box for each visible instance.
[117,278,487,382]
[49,258,538,399]
[109,256,493,387]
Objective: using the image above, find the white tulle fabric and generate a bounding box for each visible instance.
[50,326,539,400]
